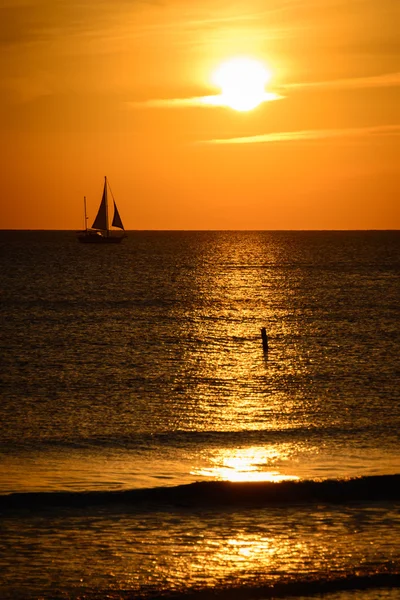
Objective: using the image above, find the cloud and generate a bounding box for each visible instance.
[205,124,400,145]
[0,1,286,48]
[126,91,283,109]
[126,69,398,112]
[127,96,210,109]
[283,72,400,92]
[0,0,141,47]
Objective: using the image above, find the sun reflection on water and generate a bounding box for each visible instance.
[193,446,299,483]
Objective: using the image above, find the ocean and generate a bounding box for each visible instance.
[0,230,399,600]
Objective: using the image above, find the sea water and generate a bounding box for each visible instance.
[0,230,399,599]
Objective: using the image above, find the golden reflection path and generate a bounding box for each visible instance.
[192,445,300,483]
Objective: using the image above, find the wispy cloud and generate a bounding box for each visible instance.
[127,91,283,109]
[126,69,399,112]
[283,72,400,92]
[205,124,400,145]
[0,1,286,48]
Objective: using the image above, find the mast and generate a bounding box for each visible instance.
[83,196,88,231]
[104,176,109,236]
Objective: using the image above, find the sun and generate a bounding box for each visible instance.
[211,57,272,112]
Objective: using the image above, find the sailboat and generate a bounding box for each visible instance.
[77,176,126,243]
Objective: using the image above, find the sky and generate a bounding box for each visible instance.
[1,0,399,230]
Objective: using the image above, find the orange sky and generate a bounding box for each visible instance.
[1,0,399,230]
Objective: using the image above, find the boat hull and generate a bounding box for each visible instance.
[77,232,124,244]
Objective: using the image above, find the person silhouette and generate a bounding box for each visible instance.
[261,328,269,351]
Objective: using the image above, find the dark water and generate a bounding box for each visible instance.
[0,230,399,599]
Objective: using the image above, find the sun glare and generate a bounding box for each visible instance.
[211,57,273,112]
[192,447,300,483]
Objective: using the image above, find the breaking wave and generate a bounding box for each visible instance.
[1,474,399,511]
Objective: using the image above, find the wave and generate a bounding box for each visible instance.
[5,573,399,600]
[1,474,399,512]
[141,573,400,600]
[145,573,400,600]
[3,423,398,452]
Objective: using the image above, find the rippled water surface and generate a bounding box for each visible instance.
[1,502,400,599]
[0,230,399,599]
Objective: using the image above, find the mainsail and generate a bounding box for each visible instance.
[91,181,108,230]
